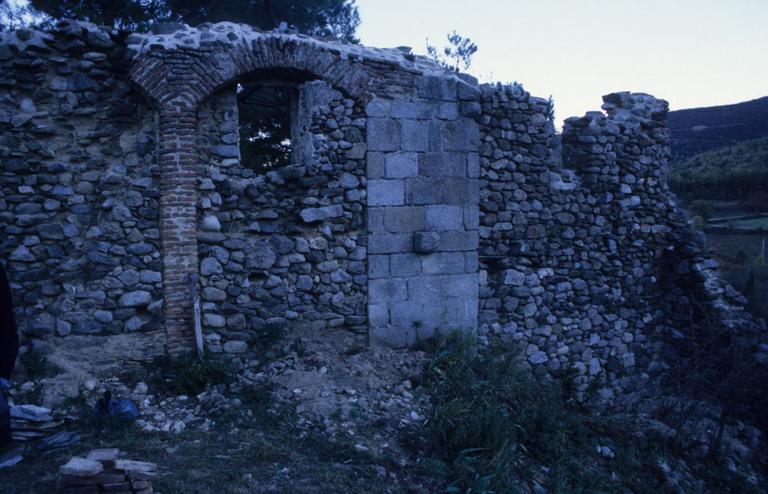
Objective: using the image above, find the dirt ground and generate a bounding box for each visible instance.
[0,326,439,493]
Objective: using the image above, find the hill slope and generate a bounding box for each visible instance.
[669,96,768,161]
[668,137,768,199]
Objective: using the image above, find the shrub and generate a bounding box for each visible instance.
[421,333,612,493]
[689,200,714,221]
[19,351,61,380]
[146,353,234,396]
[418,333,764,493]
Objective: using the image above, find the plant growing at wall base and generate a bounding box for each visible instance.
[419,333,616,493]
[146,353,234,396]
[415,332,765,493]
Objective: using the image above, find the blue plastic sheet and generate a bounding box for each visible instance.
[93,390,139,421]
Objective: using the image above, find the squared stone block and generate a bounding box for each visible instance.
[406,275,442,302]
[368,179,405,206]
[368,233,413,254]
[439,231,479,252]
[421,252,467,275]
[385,152,419,178]
[368,303,390,326]
[384,206,425,233]
[405,178,443,205]
[367,152,386,179]
[391,100,433,119]
[443,273,479,298]
[407,274,476,301]
[436,102,459,120]
[467,153,480,178]
[369,254,390,279]
[442,118,480,151]
[457,79,481,101]
[465,252,479,272]
[366,97,390,118]
[389,293,476,335]
[367,207,385,233]
[428,121,443,151]
[464,205,480,230]
[441,296,478,331]
[426,205,464,231]
[400,120,430,152]
[370,278,408,304]
[391,253,422,277]
[418,152,465,177]
[441,178,477,206]
[390,300,441,330]
[417,75,457,101]
[367,118,400,151]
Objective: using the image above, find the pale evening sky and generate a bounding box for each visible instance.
[355,0,768,127]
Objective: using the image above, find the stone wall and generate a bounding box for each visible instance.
[0,21,763,397]
[0,23,163,348]
[365,79,481,347]
[478,86,765,398]
[124,22,483,352]
[196,81,368,353]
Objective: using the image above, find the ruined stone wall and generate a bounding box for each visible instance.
[196,81,368,354]
[124,22,483,352]
[479,86,662,397]
[0,21,484,359]
[1,21,762,396]
[478,86,764,398]
[0,24,163,347]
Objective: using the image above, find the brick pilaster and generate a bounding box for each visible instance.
[158,99,199,355]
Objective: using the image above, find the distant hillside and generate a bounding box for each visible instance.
[668,137,768,199]
[668,96,768,161]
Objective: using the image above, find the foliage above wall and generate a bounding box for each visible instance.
[3,0,361,42]
[426,30,478,73]
[668,137,768,200]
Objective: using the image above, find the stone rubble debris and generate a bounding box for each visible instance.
[10,404,63,442]
[0,449,24,469]
[60,449,157,494]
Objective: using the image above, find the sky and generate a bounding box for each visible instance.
[355,0,768,127]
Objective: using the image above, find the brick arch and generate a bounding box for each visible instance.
[127,35,375,354]
[129,35,372,110]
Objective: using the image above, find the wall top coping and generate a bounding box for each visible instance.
[0,19,476,86]
[127,22,441,73]
[564,91,669,130]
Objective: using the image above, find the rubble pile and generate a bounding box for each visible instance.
[10,404,62,442]
[60,449,157,494]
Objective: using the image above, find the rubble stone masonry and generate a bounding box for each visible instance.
[0,21,764,397]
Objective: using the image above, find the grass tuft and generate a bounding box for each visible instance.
[143,353,234,396]
[417,332,763,494]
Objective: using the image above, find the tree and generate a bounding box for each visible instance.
[426,30,478,73]
[237,83,295,174]
[163,0,359,42]
[20,0,360,42]
[0,0,36,31]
